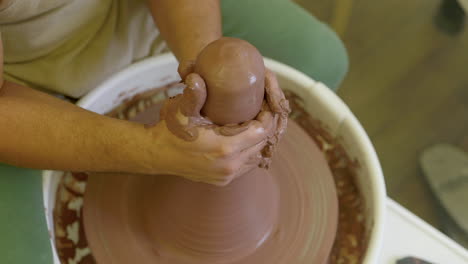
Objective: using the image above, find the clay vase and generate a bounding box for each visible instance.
[83,38,339,264]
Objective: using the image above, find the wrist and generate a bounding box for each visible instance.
[92,118,152,174]
[120,122,165,175]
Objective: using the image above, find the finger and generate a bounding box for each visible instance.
[264,71,290,140]
[231,140,268,180]
[198,108,278,156]
[178,60,196,81]
[256,108,274,125]
[265,69,290,114]
[227,122,269,151]
[201,134,266,177]
[192,112,272,154]
[180,73,207,117]
[251,110,276,136]
[242,140,267,169]
[229,111,285,165]
[264,69,282,112]
[277,113,289,138]
[214,122,250,137]
[219,113,274,154]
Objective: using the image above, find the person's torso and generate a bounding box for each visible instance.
[0,0,165,98]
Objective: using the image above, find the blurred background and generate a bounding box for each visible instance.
[296,0,468,246]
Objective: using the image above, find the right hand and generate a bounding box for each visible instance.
[148,72,288,186]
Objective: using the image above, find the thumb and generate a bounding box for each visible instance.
[179,73,207,117]
[178,60,195,81]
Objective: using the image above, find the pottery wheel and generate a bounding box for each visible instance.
[84,108,338,264]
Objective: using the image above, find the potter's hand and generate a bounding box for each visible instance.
[154,73,276,186]
[179,60,290,119]
[265,69,291,148]
[178,60,290,165]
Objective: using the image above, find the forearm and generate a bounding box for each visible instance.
[148,0,222,62]
[0,81,156,174]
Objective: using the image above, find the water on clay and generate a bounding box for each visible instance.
[83,97,339,264]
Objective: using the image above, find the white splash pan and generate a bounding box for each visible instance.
[43,53,386,263]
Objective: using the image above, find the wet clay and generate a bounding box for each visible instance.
[83,38,337,264]
[194,37,265,125]
[54,86,366,264]
[158,70,287,170]
[84,120,338,264]
[84,83,338,263]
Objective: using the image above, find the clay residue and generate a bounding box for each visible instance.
[284,91,366,264]
[106,82,184,121]
[54,172,96,264]
[159,73,212,141]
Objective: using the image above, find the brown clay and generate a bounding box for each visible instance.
[83,39,338,264]
[55,87,364,264]
[194,37,265,125]
[84,120,338,264]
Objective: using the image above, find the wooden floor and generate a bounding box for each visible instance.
[296,0,468,231]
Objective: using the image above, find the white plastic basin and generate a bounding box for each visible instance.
[43,53,386,264]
